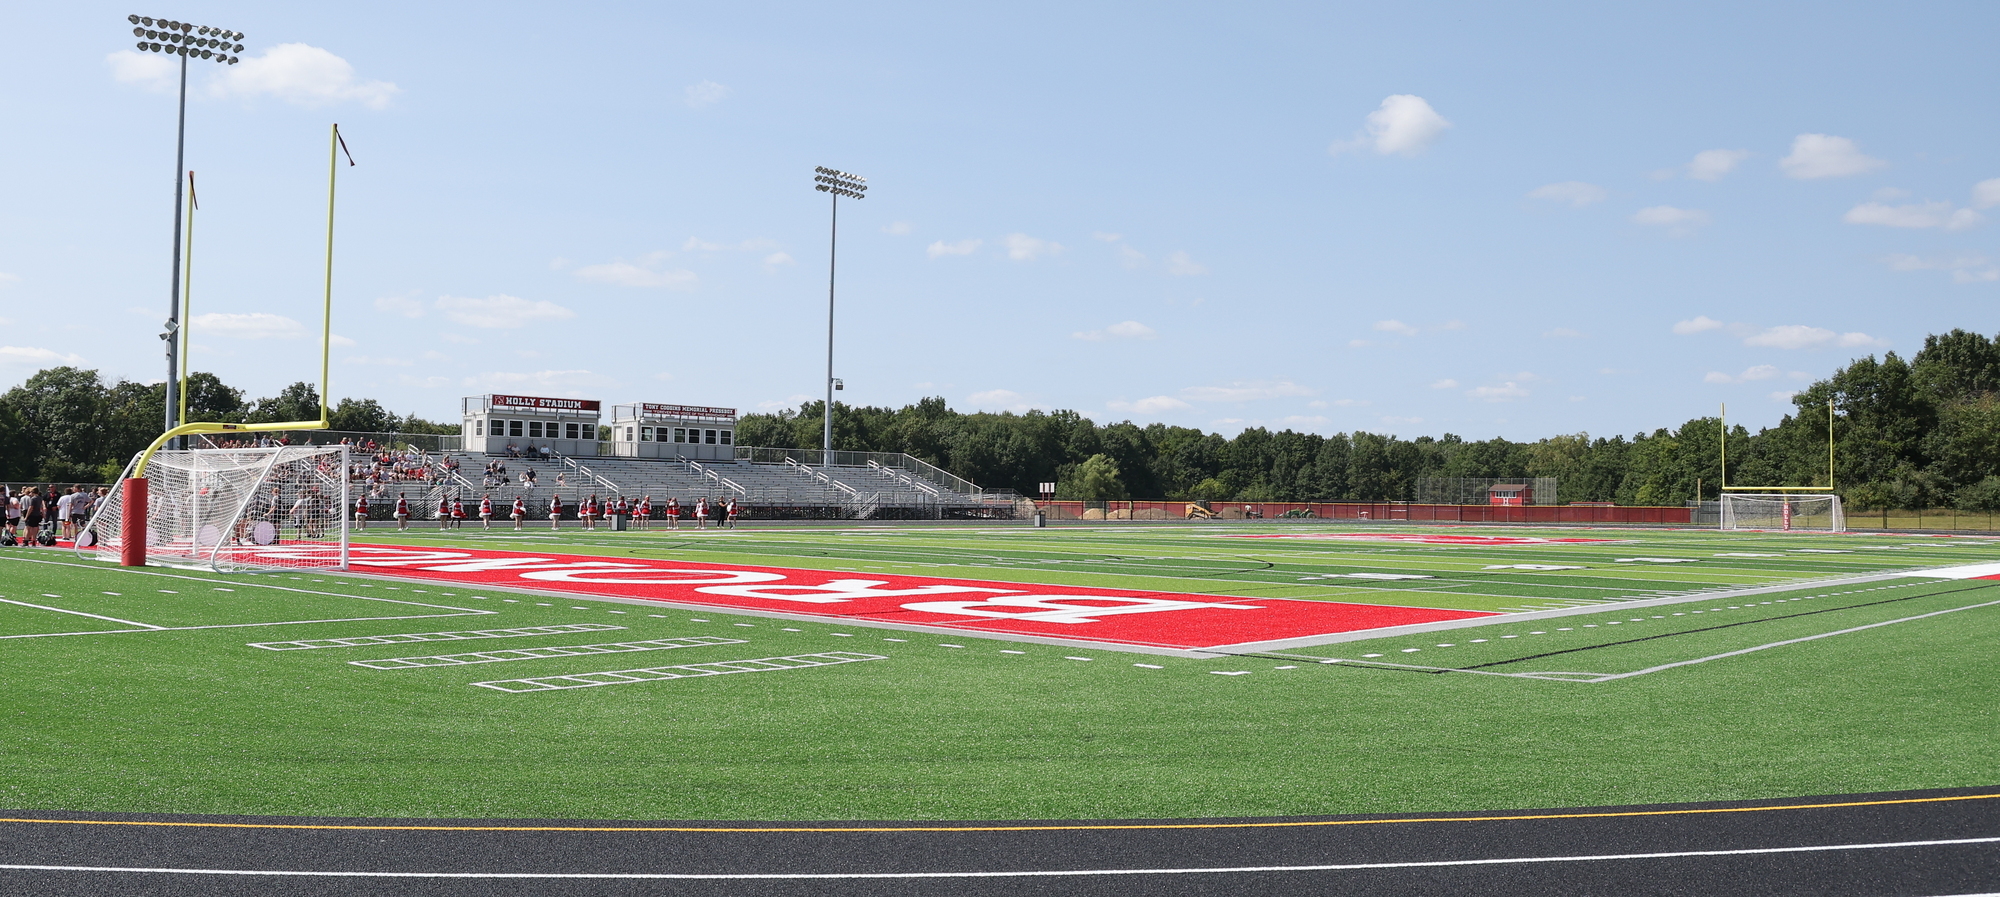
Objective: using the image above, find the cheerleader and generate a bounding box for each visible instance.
[634,496,651,531]
[394,493,410,531]
[511,496,527,530]
[665,497,680,530]
[479,494,494,529]
[694,497,708,530]
[354,494,368,531]
[725,498,739,529]
[549,494,564,530]
[437,495,452,531]
[582,494,599,531]
[450,497,467,529]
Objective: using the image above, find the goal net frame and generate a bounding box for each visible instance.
[80,445,351,573]
[1718,493,1846,533]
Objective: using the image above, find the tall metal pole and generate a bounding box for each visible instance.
[824,193,837,467]
[165,52,188,441]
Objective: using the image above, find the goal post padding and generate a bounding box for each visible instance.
[80,445,351,572]
[1718,493,1846,533]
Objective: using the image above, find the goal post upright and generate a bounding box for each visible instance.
[116,123,349,567]
[1714,398,1844,533]
[1719,398,1839,494]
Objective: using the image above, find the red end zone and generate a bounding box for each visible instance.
[283,544,1496,651]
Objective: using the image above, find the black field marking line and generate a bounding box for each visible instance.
[1453,580,1998,672]
[6,791,1993,834]
[3,836,1997,880]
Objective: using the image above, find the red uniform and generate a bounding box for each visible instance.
[355,497,368,516]
[511,498,526,518]
[394,498,409,518]
[637,499,651,516]
[479,497,493,518]
[451,500,466,520]
[549,497,563,519]
[666,499,680,519]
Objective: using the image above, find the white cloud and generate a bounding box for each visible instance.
[1467,381,1529,402]
[1842,201,1983,231]
[374,295,426,318]
[398,375,452,389]
[1374,319,1419,337]
[435,295,576,329]
[1332,94,1451,156]
[652,371,675,381]
[1542,328,1586,338]
[209,44,400,109]
[926,239,981,258]
[344,355,413,367]
[1873,187,1912,200]
[1073,320,1158,341]
[1440,319,1467,331]
[1003,234,1062,261]
[573,256,698,289]
[1106,395,1192,415]
[462,369,613,396]
[1274,415,1333,429]
[882,221,913,236]
[1706,364,1781,384]
[1742,325,1884,350]
[0,346,86,366]
[1180,380,1314,403]
[757,393,816,411]
[683,237,778,252]
[1527,181,1607,207]
[1165,251,1208,276]
[1429,379,1458,389]
[684,80,729,108]
[1632,206,1711,233]
[1673,315,1725,335]
[1770,390,1801,402]
[1685,149,1751,182]
[1779,134,1885,179]
[105,50,177,92]
[1974,179,2000,210]
[967,388,1033,413]
[762,252,795,270]
[189,312,307,339]
[1117,245,1147,269]
[1883,253,1999,284]
[329,333,357,348]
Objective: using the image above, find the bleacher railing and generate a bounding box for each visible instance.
[737,447,982,496]
[551,449,622,495]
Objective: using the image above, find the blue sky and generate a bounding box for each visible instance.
[2,1,1995,440]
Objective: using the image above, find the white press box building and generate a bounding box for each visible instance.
[460,394,738,461]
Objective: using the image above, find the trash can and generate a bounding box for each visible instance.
[1034,511,1047,527]
[611,512,628,532]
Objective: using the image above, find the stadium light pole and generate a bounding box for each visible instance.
[813,166,866,467]
[122,14,244,443]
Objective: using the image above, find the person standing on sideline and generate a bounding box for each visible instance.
[354,494,369,530]
[581,494,598,531]
[665,496,680,530]
[549,494,563,530]
[451,497,467,529]
[68,485,93,542]
[54,487,75,542]
[694,497,708,530]
[634,496,651,531]
[511,496,526,530]
[613,495,629,529]
[19,486,46,547]
[395,493,410,531]
[437,495,452,531]
[479,494,493,529]
[725,498,739,529]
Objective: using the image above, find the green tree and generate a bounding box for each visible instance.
[246,382,322,424]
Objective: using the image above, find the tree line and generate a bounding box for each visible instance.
[0,370,452,483]
[4,328,1996,509]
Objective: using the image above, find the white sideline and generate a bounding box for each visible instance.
[0,597,163,630]
[1,835,1995,879]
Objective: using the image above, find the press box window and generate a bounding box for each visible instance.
[474,420,484,436]
[566,423,581,439]
[719,431,732,446]
[640,427,654,442]
[704,429,717,444]
[508,420,523,437]
[674,428,686,443]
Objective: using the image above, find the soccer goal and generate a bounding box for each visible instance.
[81,445,351,572]
[1719,493,1846,533]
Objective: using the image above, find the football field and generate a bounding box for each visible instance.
[2,522,1997,823]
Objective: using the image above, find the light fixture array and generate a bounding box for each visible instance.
[814,166,867,199]
[127,14,243,64]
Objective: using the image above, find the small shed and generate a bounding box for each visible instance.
[1488,483,1531,506]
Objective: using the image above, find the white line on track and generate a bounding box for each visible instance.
[2,835,1994,879]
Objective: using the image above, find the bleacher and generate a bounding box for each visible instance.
[422,449,1013,521]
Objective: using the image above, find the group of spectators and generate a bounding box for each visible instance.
[503,443,556,462]
[3,484,105,547]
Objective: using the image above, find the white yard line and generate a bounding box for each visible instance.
[0,596,164,629]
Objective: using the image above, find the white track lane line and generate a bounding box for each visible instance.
[2,835,1994,879]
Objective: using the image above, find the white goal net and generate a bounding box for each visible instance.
[80,445,351,572]
[1719,493,1845,533]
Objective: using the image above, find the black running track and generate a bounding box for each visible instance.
[3,787,1996,896]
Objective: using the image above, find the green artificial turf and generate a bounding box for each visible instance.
[1,523,1996,821]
